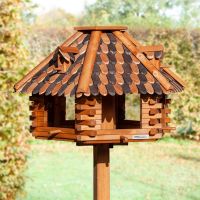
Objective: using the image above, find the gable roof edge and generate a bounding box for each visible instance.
[14,31,83,92]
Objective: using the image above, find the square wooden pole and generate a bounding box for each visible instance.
[93,96,115,200]
[93,144,110,200]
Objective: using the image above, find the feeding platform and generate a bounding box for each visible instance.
[14,26,184,200]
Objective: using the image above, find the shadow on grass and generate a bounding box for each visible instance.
[175,154,200,162]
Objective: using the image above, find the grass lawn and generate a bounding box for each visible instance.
[18,138,200,200]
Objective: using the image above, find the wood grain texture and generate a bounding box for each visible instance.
[74,26,127,31]
[76,31,102,95]
[93,144,110,200]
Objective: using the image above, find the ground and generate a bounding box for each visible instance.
[18,138,200,200]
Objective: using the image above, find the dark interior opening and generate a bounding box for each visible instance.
[116,94,141,129]
[45,96,75,128]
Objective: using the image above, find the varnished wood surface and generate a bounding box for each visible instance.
[74,26,127,31]
[93,144,110,200]
[76,31,101,95]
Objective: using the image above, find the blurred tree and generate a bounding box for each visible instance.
[81,0,200,28]
[0,0,31,199]
[34,8,78,28]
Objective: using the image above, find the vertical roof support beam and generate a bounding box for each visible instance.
[76,31,102,96]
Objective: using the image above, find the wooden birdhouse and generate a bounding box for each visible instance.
[14,26,185,145]
[14,26,185,200]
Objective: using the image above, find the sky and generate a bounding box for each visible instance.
[32,0,96,15]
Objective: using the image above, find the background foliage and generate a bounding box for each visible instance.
[0,0,199,199]
[0,0,30,199]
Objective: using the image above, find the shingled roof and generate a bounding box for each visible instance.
[14,26,185,97]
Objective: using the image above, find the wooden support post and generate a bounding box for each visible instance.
[93,144,110,200]
[93,95,115,199]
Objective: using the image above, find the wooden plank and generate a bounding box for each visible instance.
[74,26,127,31]
[79,133,162,141]
[142,108,159,114]
[76,120,101,126]
[142,119,151,124]
[76,97,101,106]
[142,124,162,129]
[149,118,159,125]
[59,46,79,53]
[35,136,75,142]
[151,58,160,69]
[76,104,102,110]
[33,127,75,134]
[32,121,47,127]
[32,131,76,140]
[31,111,47,117]
[32,116,47,122]
[138,45,163,52]
[78,130,97,137]
[142,103,163,109]
[76,31,102,95]
[75,125,101,131]
[75,114,102,120]
[76,109,102,116]
[95,129,150,135]
[142,113,162,119]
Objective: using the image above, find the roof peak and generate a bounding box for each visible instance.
[74,26,128,31]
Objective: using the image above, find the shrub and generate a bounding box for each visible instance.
[0,0,30,199]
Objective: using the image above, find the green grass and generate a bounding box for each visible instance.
[18,138,200,200]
